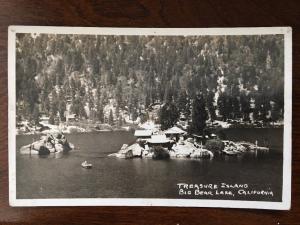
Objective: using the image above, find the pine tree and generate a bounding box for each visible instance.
[58,100,66,122]
[159,102,179,130]
[132,109,138,123]
[50,90,59,118]
[115,104,120,118]
[177,90,188,113]
[255,93,270,122]
[217,92,228,121]
[163,83,173,103]
[73,50,83,71]
[271,102,280,123]
[145,94,151,108]
[96,102,104,122]
[41,91,51,113]
[140,112,149,123]
[49,114,55,125]
[191,94,208,134]
[240,92,251,121]
[115,81,123,108]
[118,116,123,127]
[206,91,216,121]
[55,59,65,85]
[15,34,285,126]
[232,97,241,119]
[70,77,77,98]
[71,95,87,119]
[32,104,40,126]
[109,109,114,125]
[58,89,66,121]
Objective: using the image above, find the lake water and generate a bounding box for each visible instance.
[16,128,283,201]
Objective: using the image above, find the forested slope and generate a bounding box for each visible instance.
[16,33,284,132]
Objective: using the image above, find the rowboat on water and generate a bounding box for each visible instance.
[81,161,92,169]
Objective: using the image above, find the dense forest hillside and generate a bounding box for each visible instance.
[16,33,284,133]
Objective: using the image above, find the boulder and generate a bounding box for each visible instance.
[116,149,133,159]
[112,143,143,159]
[19,132,74,155]
[54,143,64,153]
[19,145,39,154]
[221,141,251,155]
[172,141,197,158]
[127,143,143,157]
[237,141,253,149]
[120,144,128,150]
[235,143,247,152]
[169,151,177,158]
[190,149,213,158]
[142,151,154,158]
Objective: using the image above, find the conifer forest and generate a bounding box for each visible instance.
[16,33,284,134]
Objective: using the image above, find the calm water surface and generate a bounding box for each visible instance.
[16,128,283,201]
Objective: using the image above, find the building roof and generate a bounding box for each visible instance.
[164,126,186,135]
[134,129,153,137]
[147,135,170,144]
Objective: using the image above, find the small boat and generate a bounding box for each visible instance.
[81,161,92,169]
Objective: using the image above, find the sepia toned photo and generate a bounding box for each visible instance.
[8,26,292,209]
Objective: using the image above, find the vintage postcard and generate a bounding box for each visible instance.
[8,26,292,209]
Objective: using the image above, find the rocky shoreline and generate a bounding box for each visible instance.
[108,136,269,160]
[18,127,270,159]
[16,121,133,135]
[16,119,283,136]
[19,132,74,155]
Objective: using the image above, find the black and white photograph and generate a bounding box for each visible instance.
[8,26,292,209]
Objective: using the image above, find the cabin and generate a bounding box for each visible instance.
[164,126,186,141]
[134,130,153,139]
[147,134,172,149]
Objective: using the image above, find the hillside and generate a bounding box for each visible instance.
[16,33,284,132]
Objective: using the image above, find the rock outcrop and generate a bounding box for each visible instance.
[171,140,196,158]
[221,140,269,155]
[19,133,74,155]
[108,143,144,159]
[110,138,214,160]
[190,149,214,158]
[171,139,214,159]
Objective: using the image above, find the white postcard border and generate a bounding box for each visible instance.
[8,26,292,209]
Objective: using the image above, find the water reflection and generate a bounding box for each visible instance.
[27,151,69,159]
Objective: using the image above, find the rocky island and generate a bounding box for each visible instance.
[19,132,74,155]
[108,126,269,160]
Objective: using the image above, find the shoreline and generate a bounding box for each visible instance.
[16,120,283,136]
[16,126,284,136]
